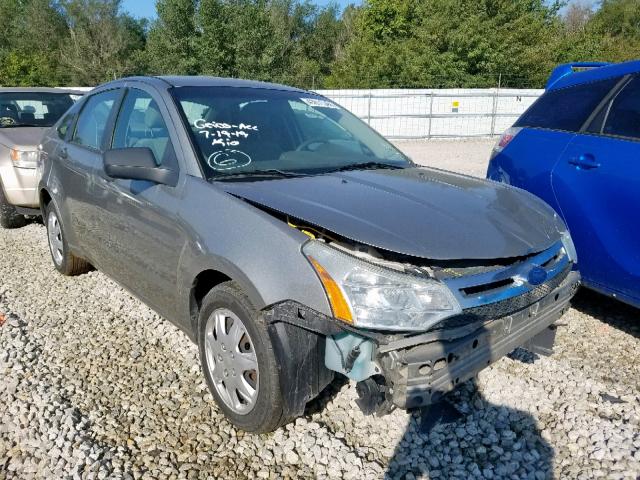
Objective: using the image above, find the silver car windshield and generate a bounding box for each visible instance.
[171,86,411,180]
[0,92,75,128]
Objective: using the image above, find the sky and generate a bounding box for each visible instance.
[121,0,358,19]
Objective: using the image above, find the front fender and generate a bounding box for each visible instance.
[176,177,332,336]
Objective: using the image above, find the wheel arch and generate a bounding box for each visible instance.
[39,187,52,214]
[187,266,266,339]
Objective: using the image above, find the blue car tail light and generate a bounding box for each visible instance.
[490,127,522,160]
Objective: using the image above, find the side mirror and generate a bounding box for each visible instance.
[104,147,178,186]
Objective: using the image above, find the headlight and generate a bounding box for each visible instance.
[561,230,578,263]
[10,149,39,169]
[303,241,461,331]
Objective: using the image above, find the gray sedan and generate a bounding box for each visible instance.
[38,76,580,432]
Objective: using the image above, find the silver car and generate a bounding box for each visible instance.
[0,88,82,227]
[38,77,580,433]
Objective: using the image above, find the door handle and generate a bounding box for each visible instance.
[568,153,600,170]
[58,147,68,159]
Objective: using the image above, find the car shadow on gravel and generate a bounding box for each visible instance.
[385,322,554,480]
[571,288,640,339]
[385,378,553,480]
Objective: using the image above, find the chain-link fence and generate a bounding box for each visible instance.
[315,87,543,139]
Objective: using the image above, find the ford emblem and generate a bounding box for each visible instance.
[527,266,547,286]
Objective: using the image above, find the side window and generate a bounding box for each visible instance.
[602,76,640,140]
[515,77,620,132]
[112,88,176,166]
[72,90,120,150]
[57,113,75,139]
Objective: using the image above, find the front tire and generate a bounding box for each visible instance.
[0,185,26,229]
[198,281,288,433]
[44,202,91,276]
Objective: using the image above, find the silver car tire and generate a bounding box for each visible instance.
[197,281,287,433]
[0,182,26,229]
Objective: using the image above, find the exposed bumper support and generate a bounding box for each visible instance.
[379,270,580,409]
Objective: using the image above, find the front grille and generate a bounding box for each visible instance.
[462,264,571,320]
[432,265,571,330]
[432,240,572,330]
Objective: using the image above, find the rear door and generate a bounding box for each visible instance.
[498,77,622,213]
[552,75,640,304]
[60,88,123,260]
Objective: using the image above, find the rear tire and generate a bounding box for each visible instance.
[198,281,289,433]
[44,202,91,276]
[0,185,27,229]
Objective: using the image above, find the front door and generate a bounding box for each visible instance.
[93,87,186,321]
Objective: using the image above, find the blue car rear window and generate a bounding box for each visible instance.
[515,77,620,132]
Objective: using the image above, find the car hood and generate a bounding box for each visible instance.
[0,126,47,150]
[219,167,564,260]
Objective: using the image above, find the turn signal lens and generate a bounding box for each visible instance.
[308,256,354,323]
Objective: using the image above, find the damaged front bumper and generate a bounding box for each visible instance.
[265,270,580,417]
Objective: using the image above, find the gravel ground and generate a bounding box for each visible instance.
[1,139,639,480]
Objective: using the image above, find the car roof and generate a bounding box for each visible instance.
[98,75,309,94]
[548,59,640,91]
[0,87,86,95]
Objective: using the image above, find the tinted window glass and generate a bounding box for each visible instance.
[73,89,120,150]
[57,113,75,139]
[172,86,409,180]
[0,92,75,128]
[516,77,619,132]
[112,88,176,166]
[602,76,640,139]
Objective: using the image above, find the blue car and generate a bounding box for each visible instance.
[488,60,640,308]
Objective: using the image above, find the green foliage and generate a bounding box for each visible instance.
[145,0,199,75]
[0,0,638,89]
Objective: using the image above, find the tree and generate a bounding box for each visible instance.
[145,0,199,75]
[589,0,640,62]
[328,0,565,88]
[0,0,68,86]
[59,0,146,85]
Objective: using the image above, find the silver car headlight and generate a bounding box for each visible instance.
[10,149,39,169]
[303,241,461,331]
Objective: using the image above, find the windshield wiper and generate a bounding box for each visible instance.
[214,169,307,181]
[328,161,406,173]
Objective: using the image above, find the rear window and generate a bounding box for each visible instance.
[515,77,620,132]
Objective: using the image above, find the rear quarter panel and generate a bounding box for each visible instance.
[38,133,81,247]
[487,128,574,215]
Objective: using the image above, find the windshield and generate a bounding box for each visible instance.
[0,92,77,128]
[171,86,411,179]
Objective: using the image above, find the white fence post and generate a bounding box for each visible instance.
[490,74,502,137]
[427,92,434,139]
